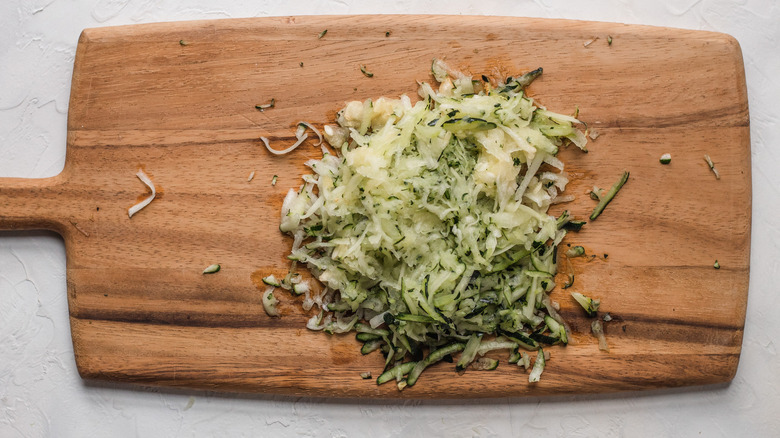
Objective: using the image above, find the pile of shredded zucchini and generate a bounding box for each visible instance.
[275,59,588,388]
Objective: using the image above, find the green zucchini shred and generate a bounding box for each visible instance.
[564,220,586,231]
[361,339,383,355]
[590,171,630,220]
[262,288,280,317]
[360,65,374,78]
[262,275,281,287]
[407,343,466,387]
[571,292,600,317]
[356,332,381,342]
[565,246,585,258]
[528,348,545,382]
[377,361,416,385]
[456,334,483,371]
[519,352,531,370]
[202,264,220,274]
[471,357,499,370]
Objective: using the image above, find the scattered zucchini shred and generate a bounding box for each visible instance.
[583,37,598,47]
[508,348,521,364]
[202,264,220,274]
[704,154,720,179]
[128,169,157,218]
[528,348,545,382]
[660,153,671,164]
[255,98,275,112]
[262,275,281,287]
[565,246,585,258]
[556,210,586,231]
[262,287,280,317]
[571,292,600,317]
[519,352,531,370]
[360,65,374,78]
[591,319,609,352]
[471,357,499,371]
[275,58,592,388]
[589,171,629,220]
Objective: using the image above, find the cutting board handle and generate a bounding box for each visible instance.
[0,174,70,233]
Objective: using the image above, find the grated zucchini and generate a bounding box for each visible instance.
[278,59,590,387]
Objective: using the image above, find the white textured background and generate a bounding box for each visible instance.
[1,1,778,437]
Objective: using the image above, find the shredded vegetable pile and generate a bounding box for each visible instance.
[273,60,589,388]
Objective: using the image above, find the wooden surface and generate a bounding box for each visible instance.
[0,15,750,398]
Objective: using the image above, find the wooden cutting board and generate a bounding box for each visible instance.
[0,15,750,398]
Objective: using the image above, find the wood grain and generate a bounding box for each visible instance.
[0,15,750,398]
